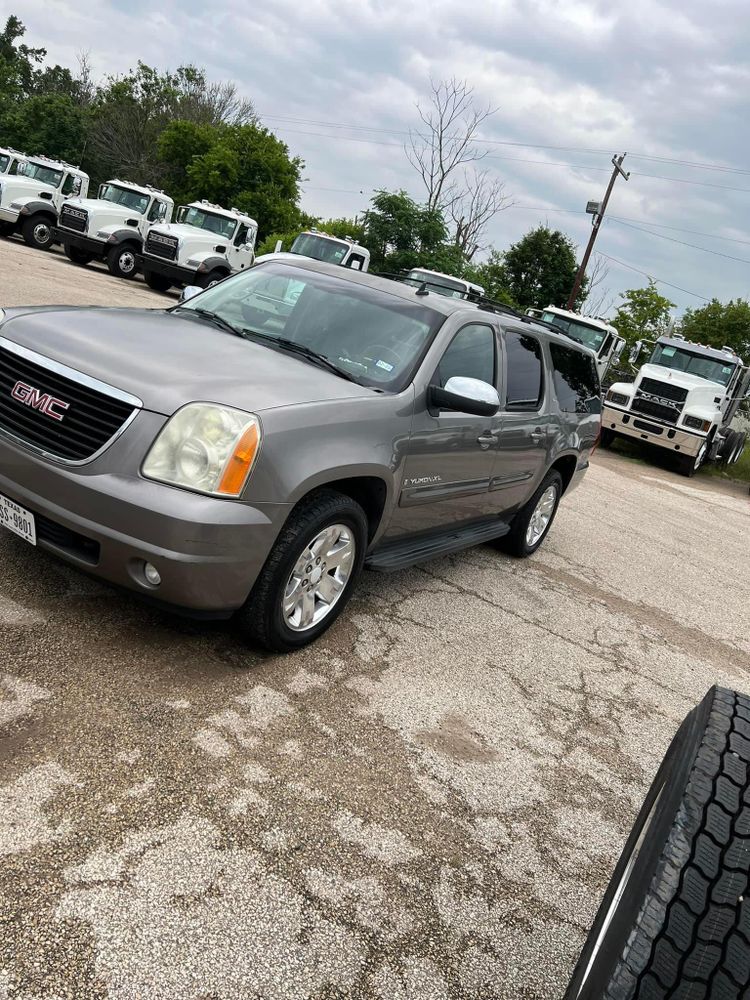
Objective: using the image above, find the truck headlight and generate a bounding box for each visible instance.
[606,390,629,406]
[142,403,261,496]
[683,415,711,432]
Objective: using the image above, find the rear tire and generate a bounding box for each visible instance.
[143,271,171,292]
[730,431,747,465]
[64,244,93,266]
[106,243,139,279]
[495,469,563,558]
[21,214,54,250]
[236,490,367,652]
[565,686,750,1000]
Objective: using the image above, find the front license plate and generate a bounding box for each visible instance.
[0,493,36,545]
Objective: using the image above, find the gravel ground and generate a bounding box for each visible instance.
[1,235,749,999]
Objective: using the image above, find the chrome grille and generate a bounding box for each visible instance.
[145,231,178,261]
[59,205,88,234]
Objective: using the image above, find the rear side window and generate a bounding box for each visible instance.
[436,323,495,388]
[505,331,543,410]
[549,343,600,412]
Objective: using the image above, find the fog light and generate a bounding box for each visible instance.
[144,562,161,586]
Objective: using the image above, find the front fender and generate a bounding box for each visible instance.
[195,255,231,274]
[103,229,143,248]
[17,199,57,219]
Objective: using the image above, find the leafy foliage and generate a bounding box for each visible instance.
[679,299,750,360]
[360,190,449,272]
[500,226,585,311]
[612,282,675,348]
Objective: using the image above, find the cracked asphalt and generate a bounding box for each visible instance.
[1,236,749,999]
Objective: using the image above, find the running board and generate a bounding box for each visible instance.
[366,518,510,572]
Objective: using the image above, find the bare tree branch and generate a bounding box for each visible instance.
[579,256,614,316]
[449,168,513,259]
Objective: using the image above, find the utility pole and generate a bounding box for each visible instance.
[566,152,630,310]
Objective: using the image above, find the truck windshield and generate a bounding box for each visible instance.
[404,271,468,298]
[649,343,736,386]
[0,155,9,173]
[177,262,444,391]
[290,233,351,264]
[100,184,150,214]
[23,162,63,187]
[541,312,608,353]
[178,206,237,239]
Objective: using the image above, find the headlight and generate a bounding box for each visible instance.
[142,403,261,496]
[683,415,711,432]
[96,230,113,240]
[10,201,23,210]
[606,390,629,406]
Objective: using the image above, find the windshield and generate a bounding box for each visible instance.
[178,206,237,239]
[290,233,350,265]
[0,155,9,173]
[99,184,150,214]
[23,162,63,187]
[542,312,608,353]
[178,262,444,391]
[649,343,737,386]
[404,270,468,298]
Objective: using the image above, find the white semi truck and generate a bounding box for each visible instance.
[527,306,626,382]
[255,229,371,271]
[403,268,484,299]
[53,179,174,279]
[138,200,258,291]
[0,147,27,178]
[0,155,89,249]
[602,334,750,476]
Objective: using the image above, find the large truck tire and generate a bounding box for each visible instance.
[197,268,229,289]
[143,271,172,292]
[21,214,54,250]
[721,429,741,464]
[106,243,139,279]
[566,686,750,1000]
[64,244,93,266]
[677,442,707,477]
[730,431,747,465]
[600,428,616,449]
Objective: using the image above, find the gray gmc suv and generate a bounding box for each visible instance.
[0,260,600,650]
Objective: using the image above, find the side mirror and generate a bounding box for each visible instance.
[428,376,500,416]
[611,339,625,363]
[179,285,202,304]
[628,340,643,365]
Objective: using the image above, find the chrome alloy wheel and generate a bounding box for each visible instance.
[33,222,51,246]
[525,485,558,548]
[283,524,355,631]
[119,249,136,274]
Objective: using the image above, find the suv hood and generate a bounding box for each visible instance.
[638,363,725,391]
[0,307,372,416]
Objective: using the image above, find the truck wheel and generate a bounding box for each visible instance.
[495,469,563,558]
[21,214,54,251]
[720,429,740,463]
[600,428,615,449]
[565,686,750,1000]
[64,244,93,266]
[677,440,707,477]
[236,489,367,652]
[143,271,171,292]
[730,431,747,465]
[106,244,138,279]
[0,221,13,237]
[198,268,227,289]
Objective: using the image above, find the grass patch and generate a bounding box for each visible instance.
[703,445,750,484]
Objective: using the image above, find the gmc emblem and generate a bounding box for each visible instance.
[11,381,70,422]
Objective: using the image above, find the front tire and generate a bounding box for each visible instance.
[106,243,139,279]
[236,490,367,652]
[143,270,172,292]
[64,244,93,266]
[600,428,615,449]
[496,469,563,558]
[565,686,750,1000]
[21,214,54,250]
[677,441,707,477]
[197,268,228,289]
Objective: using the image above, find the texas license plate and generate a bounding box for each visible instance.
[0,493,36,545]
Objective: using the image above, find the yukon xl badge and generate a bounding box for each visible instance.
[11,381,70,422]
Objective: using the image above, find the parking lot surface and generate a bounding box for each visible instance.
[1,237,749,999]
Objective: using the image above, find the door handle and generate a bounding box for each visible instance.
[477,433,498,449]
[530,429,546,443]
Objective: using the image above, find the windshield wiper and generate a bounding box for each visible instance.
[240,329,360,383]
[174,306,243,338]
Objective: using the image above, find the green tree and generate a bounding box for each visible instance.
[679,299,750,359]
[4,92,88,163]
[500,226,584,310]
[613,281,675,348]
[464,249,516,305]
[360,190,449,272]
[0,15,46,102]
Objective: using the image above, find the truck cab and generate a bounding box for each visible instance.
[255,229,370,271]
[138,200,258,292]
[54,180,174,279]
[403,268,484,300]
[602,335,750,476]
[0,155,89,250]
[0,147,27,178]
[529,306,625,382]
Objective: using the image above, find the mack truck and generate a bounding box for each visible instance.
[0,147,27,178]
[527,305,626,382]
[53,179,174,279]
[137,200,258,291]
[0,155,89,249]
[602,334,750,476]
[403,268,484,299]
[255,228,371,271]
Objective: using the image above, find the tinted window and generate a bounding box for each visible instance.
[549,343,600,413]
[436,324,495,388]
[505,331,543,409]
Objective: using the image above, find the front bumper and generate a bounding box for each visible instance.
[0,422,291,615]
[0,206,19,225]
[53,228,107,257]
[137,254,194,287]
[603,403,705,458]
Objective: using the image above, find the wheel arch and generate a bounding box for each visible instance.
[550,453,578,493]
[285,473,390,544]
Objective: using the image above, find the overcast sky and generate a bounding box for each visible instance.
[17,0,750,316]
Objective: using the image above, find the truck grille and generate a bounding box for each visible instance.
[631,377,687,425]
[145,231,178,261]
[59,205,88,234]
[0,345,138,462]
[638,377,688,402]
[631,396,683,424]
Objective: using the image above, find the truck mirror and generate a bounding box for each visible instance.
[628,340,643,365]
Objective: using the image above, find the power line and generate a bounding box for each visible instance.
[608,218,750,265]
[594,251,710,301]
[609,216,750,248]
[261,112,750,176]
